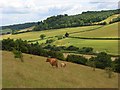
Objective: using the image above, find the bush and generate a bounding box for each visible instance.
[112,57,120,73]
[40,34,46,39]
[94,52,112,69]
[46,39,55,44]
[65,32,69,37]
[67,45,79,51]
[66,55,88,65]
[78,47,93,53]
[47,50,64,60]
[57,35,63,40]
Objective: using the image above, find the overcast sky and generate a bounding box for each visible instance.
[0,0,119,26]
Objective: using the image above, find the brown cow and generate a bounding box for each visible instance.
[60,62,66,68]
[46,58,58,68]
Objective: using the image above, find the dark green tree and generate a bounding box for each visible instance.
[95,52,112,69]
[65,32,69,37]
[40,34,46,39]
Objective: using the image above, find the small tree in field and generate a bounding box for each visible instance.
[13,49,24,62]
[40,34,46,39]
[65,32,69,37]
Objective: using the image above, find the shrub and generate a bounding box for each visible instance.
[40,34,46,39]
[65,32,69,37]
[46,39,55,44]
[66,55,87,65]
[78,47,93,53]
[94,52,112,69]
[112,57,120,73]
[67,45,79,51]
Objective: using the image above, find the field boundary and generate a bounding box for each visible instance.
[69,36,120,40]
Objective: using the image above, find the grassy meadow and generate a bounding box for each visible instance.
[2,51,118,88]
[70,22,119,38]
[53,38,118,55]
[98,14,120,24]
[1,25,101,40]
[1,22,119,55]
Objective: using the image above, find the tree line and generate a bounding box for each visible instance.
[33,9,120,31]
[1,38,120,74]
[1,38,64,60]
[1,22,37,30]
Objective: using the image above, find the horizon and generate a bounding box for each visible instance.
[0,0,119,26]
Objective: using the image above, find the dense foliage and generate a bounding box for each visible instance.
[112,57,120,73]
[89,52,112,69]
[66,55,87,65]
[33,9,120,31]
[2,38,64,60]
[44,44,94,54]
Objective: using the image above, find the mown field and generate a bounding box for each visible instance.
[2,51,118,88]
[53,38,118,55]
[1,22,119,55]
[94,14,120,24]
[70,22,119,38]
[1,25,101,40]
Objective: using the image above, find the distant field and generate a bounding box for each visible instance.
[53,38,118,55]
[1,25,101,40]
[2,51,118,88]
[18,26,35,32]
[70,22,119,38]
[1,22,119,55]
[94,14,120,24]
[0,28,12,34]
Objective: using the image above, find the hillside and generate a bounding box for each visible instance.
[1,22,37,30]
[33,9,120,31]
[97,14,120,24]
[1,22,119,55]
[2,51,118,88]
[70,22,119,38]
[1,9,119,35]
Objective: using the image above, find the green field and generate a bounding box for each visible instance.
[1,22,119,55]
[99,14,120,24]
[0,28,12,34]
[71,22,119,38]
[53,38,118,55]
[2,51,118,88]
[1,25,101,40]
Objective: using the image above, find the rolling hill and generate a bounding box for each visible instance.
[94,14,120,24]
[70,22,119,38]
[2,51,118,88]
[1,22,119,55]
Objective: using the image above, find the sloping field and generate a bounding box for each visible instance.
[18,26,35,32]
[2,51,118,88]
[53,38,118,55]
[99,14,120,24]
[1,25,101,40]
[70,22,119,38]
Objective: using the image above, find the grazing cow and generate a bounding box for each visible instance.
[60,62,66,68]
[46,58,58,68]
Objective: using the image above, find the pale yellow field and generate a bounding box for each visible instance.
[2,51,118,88]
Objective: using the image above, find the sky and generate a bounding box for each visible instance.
[0,0,119,26]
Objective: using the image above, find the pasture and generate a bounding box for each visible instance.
[53,38,118,55]
[1,25,101,40]
[99,14,120,24]
[1,22,119,55]
[2,51,118,88]
[70,22,119,38]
